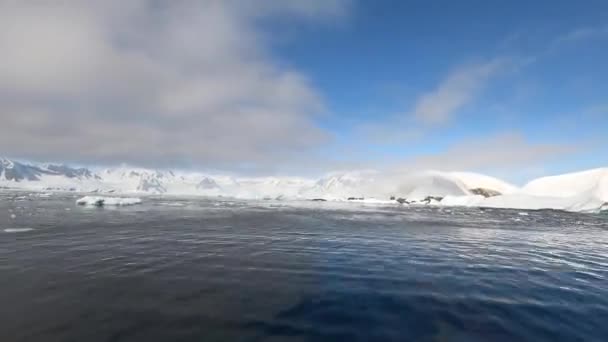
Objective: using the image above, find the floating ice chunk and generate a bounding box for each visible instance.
[4,228,34,233]
[76,196,142,207]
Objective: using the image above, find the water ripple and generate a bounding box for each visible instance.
[0,194,607,341]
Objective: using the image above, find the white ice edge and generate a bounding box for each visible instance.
[3,228,34,233]
[76,196,142,206]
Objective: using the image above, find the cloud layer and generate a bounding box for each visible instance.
[401,133,578,171]
[0,1,349,168]
[413,58,510,125]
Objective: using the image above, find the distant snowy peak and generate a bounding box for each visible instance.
[45,164,99,180]
[301,171,377,198]
[0,158,98,182]
[197,177,221,190]
[392,171,470,199]
[314,171,377,189]
[101,167,176,181]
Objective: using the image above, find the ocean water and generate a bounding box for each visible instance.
[1,192,607,342]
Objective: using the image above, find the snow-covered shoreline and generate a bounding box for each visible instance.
[1,158,607,213]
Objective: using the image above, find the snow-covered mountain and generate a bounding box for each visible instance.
[300,171,378,199]
[0,158,98,182]
[0,157,606,213]
[0,158,100,190]
[522,168,608,201]
[441,169,608,213]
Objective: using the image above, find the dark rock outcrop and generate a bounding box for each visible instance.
[421,196,443,204]
[469,188,501,198]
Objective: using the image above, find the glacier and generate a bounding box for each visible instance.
[1,158,607,213]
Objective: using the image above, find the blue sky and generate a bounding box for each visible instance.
[266,0,608,182]
[0,1,606,183]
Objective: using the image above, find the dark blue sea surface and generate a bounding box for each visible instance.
[1,192,607,341]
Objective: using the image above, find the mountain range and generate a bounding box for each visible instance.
[1,158,607,213]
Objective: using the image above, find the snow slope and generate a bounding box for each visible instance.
[392,171,470,199]
[522,168,608,201]
[438,169,608,213]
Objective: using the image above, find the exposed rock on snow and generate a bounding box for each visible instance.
[76,196,142,207]
[469,188,501,198]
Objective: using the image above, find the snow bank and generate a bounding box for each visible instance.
[522,168,608,201]
[344,198,398,205]
[440,195,486,207]
[439,193,606,213]
[480,194,604,213]
[76,196,142,207]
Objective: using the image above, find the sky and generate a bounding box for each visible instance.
[0,0,607,183]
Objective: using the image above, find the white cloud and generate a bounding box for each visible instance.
[351,57,516,144]
[553,25,608,45]
[0,1,349,169]
[412,58,509,125]
[400,133,579,172]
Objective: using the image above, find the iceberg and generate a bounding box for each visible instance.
[3,228,34,233]
[76,196,142,207]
